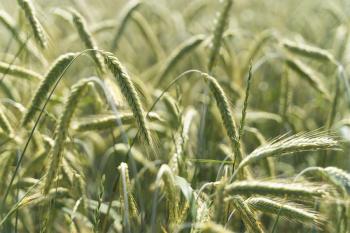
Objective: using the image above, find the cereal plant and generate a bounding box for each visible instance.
[0,0,350,232]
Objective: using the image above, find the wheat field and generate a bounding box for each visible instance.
[0,0,350,232]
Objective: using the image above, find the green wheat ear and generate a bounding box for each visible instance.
[101,51,153,148]
[285,56,331,100]
[0,61,43,80]
[22,52,76,126]
[231,131,339,180]
[43,78,92,194]
[208,0,233,72]
[17,0,47,48]
[201,72,242,163]
[0,106,13,135]
[118,162,140,231]
[226,180,329,199]
[155,34,205,86]
[246,197,324,227]
[110,0,142,52]
[230,195,265,233]
[70,9,106,73]
[281,39,336,63]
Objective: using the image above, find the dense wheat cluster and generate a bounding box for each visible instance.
[1,0,350,232]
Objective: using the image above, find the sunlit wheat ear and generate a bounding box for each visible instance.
[74,113,134,131]
[72,173,87,208]
[246,197,324,227]
[323,167,350,194]
[18,187,69,209]
[70,9,105,73]
[230,195,265,233]
[93,175,104,233]
[201,72,242,162]
[213,178,228,224]
[199,221,234,233]
[239,65,252,140]
[0,10,45,64]
[226,180,329,199]
[101,51,152,147]
[155,164,180,227]
[0,10,19,39]
[232,131,339,179]
[132,12,164,59]
[298,166,350,195]
[208,0,233,72]
[17,0,47,48]
[155,35,205,85]
[0,107,13,135]
[0,153,15,188]
[285,56,331,100]
[0,10,27,48]
[281,39,336,63]
[242,29,275,75]
[21,52,76,126]
[43,78,92,194]
[73,112,161,131]
[110,0,142,52]
[118,162,139,229]
[0,61,43,80]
